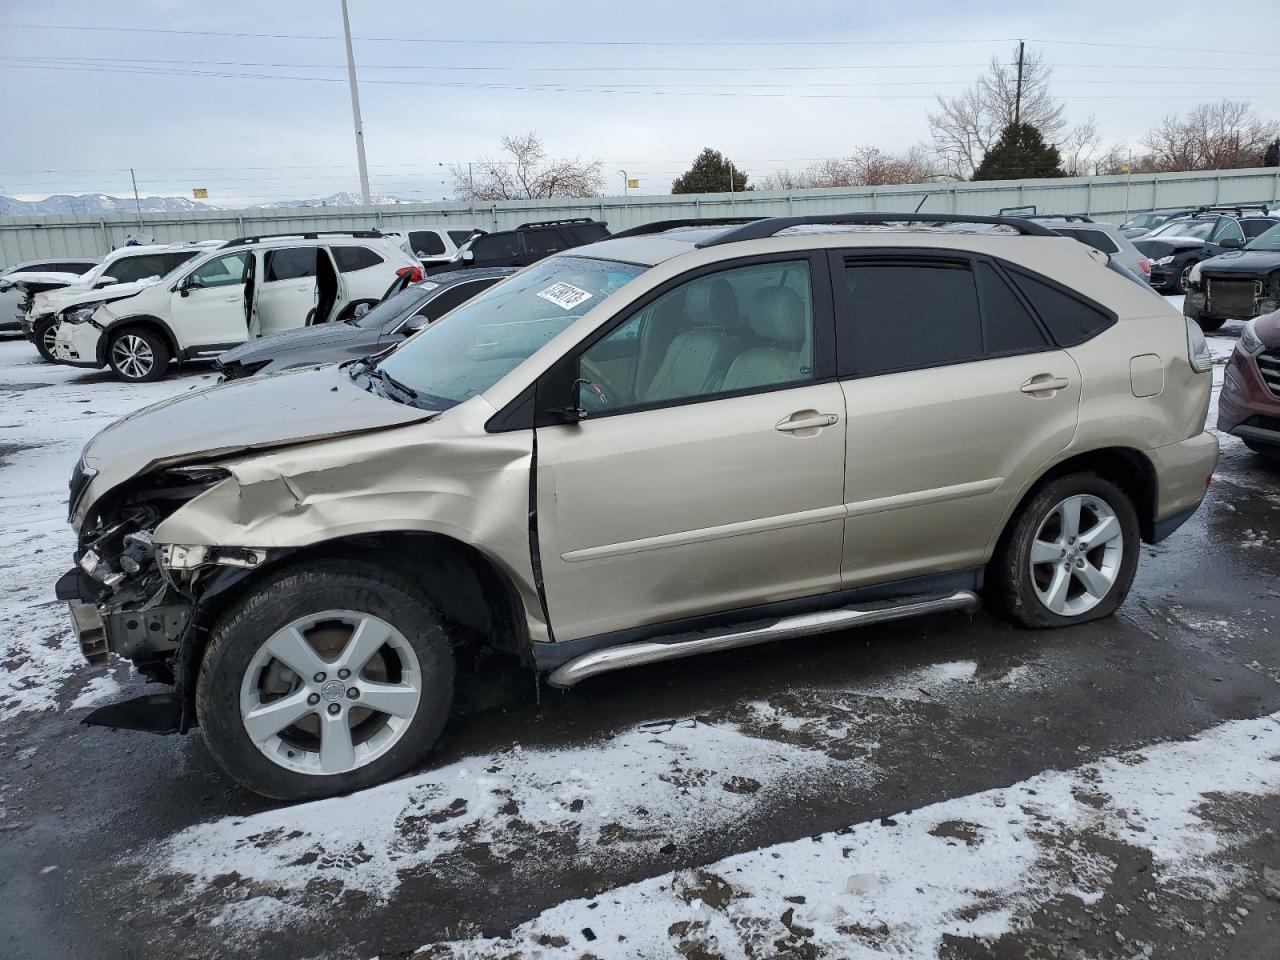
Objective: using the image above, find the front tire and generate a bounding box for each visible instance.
[1244,440,1280,463]
[1196,315,1227,333]
[196,561,455,800]
[108,327,170,382]
[988,473,1140,629]
[1171,260,1195,295]
[32,317,58,362]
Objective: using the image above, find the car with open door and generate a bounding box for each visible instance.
[382,224,485,270]
[51,231,419,381]
[215,267,515,379]
[58,213,1216,800]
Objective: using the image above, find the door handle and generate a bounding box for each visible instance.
[1020,374,1070,396]
[776,412,839,433]
[223,295,240,303]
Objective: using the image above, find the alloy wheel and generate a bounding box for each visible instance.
[111,334,154,380]
[41,324,59,357]
[1029,494,1124,617]
[239,610,422,776]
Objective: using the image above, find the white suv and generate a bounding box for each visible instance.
[52,231,420,381]
[385,224,485,269]
[15,242,220,360]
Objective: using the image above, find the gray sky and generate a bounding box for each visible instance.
[1,0,1278,205]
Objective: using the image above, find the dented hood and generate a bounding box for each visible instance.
[74,364,433,528]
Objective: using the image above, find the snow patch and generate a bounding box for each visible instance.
[422,712,1280,959]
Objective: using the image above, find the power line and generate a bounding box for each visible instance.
[3,22,1279,57]
[6,62,1279,99]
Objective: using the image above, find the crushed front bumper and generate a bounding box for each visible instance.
[53,322,106,368]
[55,567,189,667]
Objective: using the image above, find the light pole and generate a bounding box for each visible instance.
[340,0,372,206]
[618,169,629,200]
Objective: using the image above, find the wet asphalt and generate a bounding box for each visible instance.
[1,330,1279,960]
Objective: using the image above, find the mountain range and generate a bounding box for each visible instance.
[0,191,413,215]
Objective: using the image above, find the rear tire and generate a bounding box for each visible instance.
[196,561,455,800]
[107,327,170,382]
[1244,440,1280,463]
[988,473,1140,629]
[32,317,58,362]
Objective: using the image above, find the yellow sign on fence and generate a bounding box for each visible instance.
[192,188,208,199]
[627,179,639,189]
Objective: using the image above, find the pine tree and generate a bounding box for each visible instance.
[1264,137,1280,168]
[671,148,749,194]
[972,122,1066,181]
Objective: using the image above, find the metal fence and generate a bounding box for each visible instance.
[4,165,1280,267]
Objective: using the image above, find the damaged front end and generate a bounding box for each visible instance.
[57,463,259,733]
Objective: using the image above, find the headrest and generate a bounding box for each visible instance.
[750,287,806,344]
[684,278,739,327]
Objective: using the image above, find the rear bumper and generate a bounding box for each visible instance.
[1145,430,1218,542]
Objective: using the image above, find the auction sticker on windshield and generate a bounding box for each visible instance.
[536,282,593,311]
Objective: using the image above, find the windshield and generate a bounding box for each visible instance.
[1149,219,1215,241]
[354,283,437,329]
[1245,223,1280,251]
[375,255,647,409]
[1123,213,1170,230]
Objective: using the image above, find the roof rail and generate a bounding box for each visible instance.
[609,217,763,240]
[1193,203,1271,216]
[697,213,1060,247]
[515,217,603,229]
[1026,213,1095,223]
[220,229,385,248]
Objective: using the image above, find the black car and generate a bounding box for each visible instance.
[215,267,515,379]
[1183,221,1280,332]
[1117,208,1198,240]
[433,217,610,274]
[1132,206,1277,293]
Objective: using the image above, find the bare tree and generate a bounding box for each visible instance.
[1059,116,1102,177]
[928,46,1066,179]
[450,133,604,200]
[759,145,941,190]
[1138,100,1280,172]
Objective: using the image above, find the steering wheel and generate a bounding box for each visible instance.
[579,355,619,411]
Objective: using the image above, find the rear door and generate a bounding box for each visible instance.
[256,246,319,334]
[329,244,390,302]
[832,251,1082,588]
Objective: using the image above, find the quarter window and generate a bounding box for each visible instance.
[577,260,814,413]
[448,229,479,246]
[976,262,1050,355]
[1006,268,1113,346]
[187,252,249,289]
[264,247,318,282]
[330,245,385,273]
[407,231,446,257]
[840,259,983,376]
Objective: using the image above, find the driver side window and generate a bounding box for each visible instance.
[187,252,249,290]
[577,260,815,415]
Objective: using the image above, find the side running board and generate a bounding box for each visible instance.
[547,589,979,688]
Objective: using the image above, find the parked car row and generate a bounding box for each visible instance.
[57,211,1219,800]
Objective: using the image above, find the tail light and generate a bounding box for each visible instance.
[1138,258,1151,276]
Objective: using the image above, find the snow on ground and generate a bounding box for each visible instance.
[415,712,1280,959]
[0,338,209,720]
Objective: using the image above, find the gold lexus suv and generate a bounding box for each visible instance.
[58,214,1218,799]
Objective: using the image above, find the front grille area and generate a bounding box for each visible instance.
[1207,277,1261,317]
[1258,350,1280,399]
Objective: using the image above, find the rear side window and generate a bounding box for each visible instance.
[564,223,608,244]
[841,259,983,376]
[108,254,173,283]
[1242,219,1277,239]
[417,279,496,322]
[522,230,564,259]
[407,231,446,257]
[1007,268,1114,346]
[1055,228,1119,255]
[330,245,385,273]
[976,262,1050,354]
[471,233,520,266]
[265,247,318,282]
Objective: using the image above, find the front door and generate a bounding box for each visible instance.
[168,251,251,353]
[535,255,847,642]
[256,246,319,335]
[831,252,1082,587]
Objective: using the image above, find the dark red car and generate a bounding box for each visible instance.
[1218,310,1280,460]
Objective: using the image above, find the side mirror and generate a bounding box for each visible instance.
[1219,237,1243,249]
[93,276,118,288]
[461,249,475,263]
[403,314,429,334]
